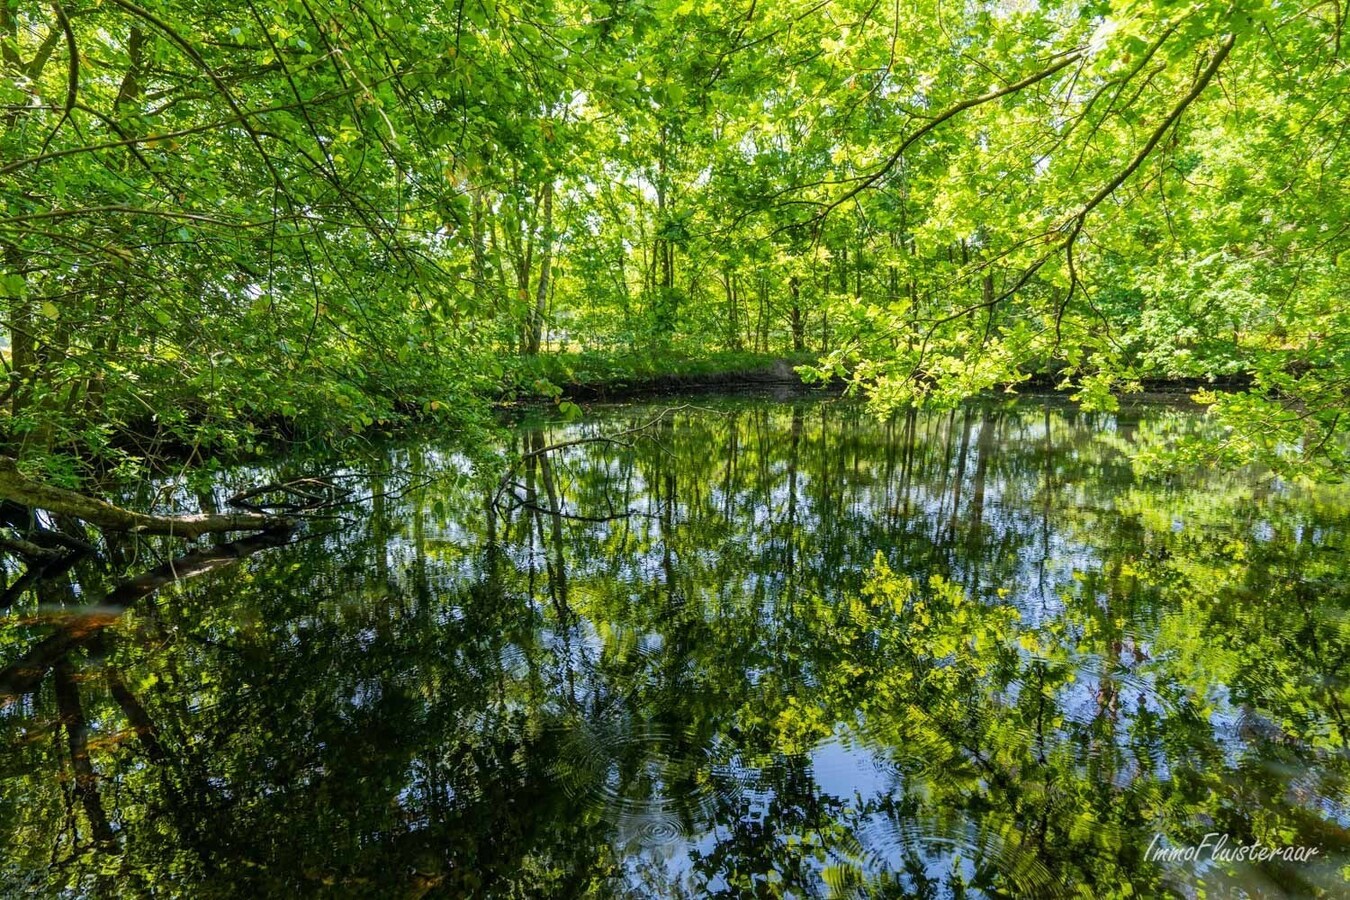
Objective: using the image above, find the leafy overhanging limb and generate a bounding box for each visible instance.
[1050,30,1240,340]
[842,25,1240,387]
[810,47,1088,221]
[0,456,292,539]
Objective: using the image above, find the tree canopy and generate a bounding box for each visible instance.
[2,0,1348,478]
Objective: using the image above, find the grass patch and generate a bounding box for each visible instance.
[502,349,820,399]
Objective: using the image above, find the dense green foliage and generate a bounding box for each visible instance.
[3,0,1348,475]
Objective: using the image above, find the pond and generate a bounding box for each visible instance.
[2,393,1348,898]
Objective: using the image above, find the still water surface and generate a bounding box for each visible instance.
[2,394,1348,898]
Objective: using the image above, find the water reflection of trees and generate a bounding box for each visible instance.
[1,397,1347,897]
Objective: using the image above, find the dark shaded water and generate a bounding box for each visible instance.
[2,395,1349,898]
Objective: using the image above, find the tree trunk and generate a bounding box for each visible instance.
[5,247,34,420]
[788,276,804,352]
[527,180,554,355]
[722,269,742,350]
[470,188,490,312]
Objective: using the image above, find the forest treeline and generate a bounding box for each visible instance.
[2,0,1347,480]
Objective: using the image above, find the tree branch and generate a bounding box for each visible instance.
[0,457,291,538]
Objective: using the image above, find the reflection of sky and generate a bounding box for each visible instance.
[810,736,895,802]
[478,400,1348,891]
[40,396,1350,897]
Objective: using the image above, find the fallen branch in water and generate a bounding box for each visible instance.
[227,476,354,513]
[0,457,293,539]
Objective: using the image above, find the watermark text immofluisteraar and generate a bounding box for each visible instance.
[1145,832,1320,864]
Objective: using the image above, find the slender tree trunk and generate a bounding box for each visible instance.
[114,26,144,113]
[5,247,34,421]
[788,276,804,352]
[756,274,769,352]
[723,269,742,350]
[527,180,554,355]
[854,237,863,298]
[470,188,490,311]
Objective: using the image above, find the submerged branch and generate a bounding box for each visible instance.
[0,528,297,696]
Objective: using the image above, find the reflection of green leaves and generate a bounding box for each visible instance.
[3,399,1348,897]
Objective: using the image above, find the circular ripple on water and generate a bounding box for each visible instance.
[548,716,752,844]
[856,814,1067,899]
[612,805,686,847]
